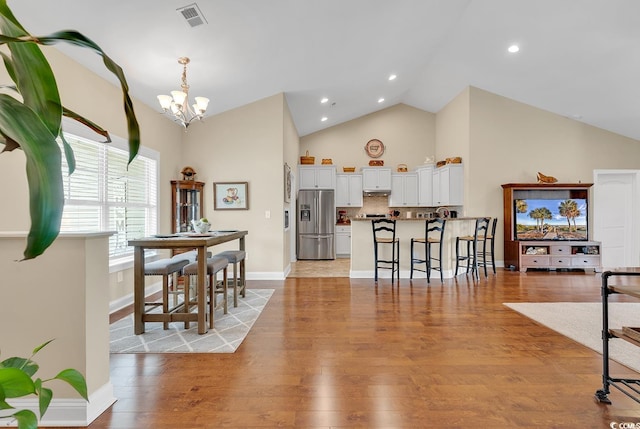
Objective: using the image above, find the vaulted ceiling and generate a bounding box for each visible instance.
[11,0,640,139]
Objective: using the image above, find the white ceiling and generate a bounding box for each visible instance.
[11,0,640,139]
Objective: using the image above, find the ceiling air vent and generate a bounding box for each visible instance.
[177,3,208,28]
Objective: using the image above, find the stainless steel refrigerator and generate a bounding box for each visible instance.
[297,189,335,260]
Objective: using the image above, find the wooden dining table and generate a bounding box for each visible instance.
[128,230,248,334]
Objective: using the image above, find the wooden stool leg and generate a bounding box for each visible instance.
[184,274,191,329]
[240,259,246,298]
[223,267,228,314]
[232,262,239,307]
[162,275,170,330]
[428,241,433,282]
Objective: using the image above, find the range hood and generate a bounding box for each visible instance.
[363,189,391,197]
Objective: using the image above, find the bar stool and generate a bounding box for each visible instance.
[372,218,400,282]
[144,257,190,329]
[410,218,446,283]
[182,256,229,329]
[481,217,498,275]
[455,217,490,280]
[214,250,246,307]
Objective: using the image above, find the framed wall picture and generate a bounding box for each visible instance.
[284,163,292,203]
[213,182,249,210]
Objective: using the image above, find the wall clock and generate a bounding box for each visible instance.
[364,139,385,158]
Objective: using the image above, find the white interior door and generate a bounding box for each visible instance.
[593,170,640,268]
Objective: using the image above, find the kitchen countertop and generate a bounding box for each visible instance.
[351,216,483,221]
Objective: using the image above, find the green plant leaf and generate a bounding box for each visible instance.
[0,384,15,409]
[54,369,88,401]
[11,409,38,429]
[0,94,62,259]
[62,107,111,143]
[31,340,54,356]
[6,28,142,164]
[0,4,62,138]
[0,368,35,398]
[0,357,37,376]
[35,384,52,418]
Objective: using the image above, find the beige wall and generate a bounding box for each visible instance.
[180,93,288,277]
[300,103,436,171]
[283,98,299,270]
[435,86,470,163]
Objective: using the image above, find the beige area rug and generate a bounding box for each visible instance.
[504,302,640,373]
[110,289,273,353]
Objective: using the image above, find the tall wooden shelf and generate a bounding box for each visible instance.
[171,180,204,234]
[501,183,594,271]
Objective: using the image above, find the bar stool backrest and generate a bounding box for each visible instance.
[372,218,397,243]
[426,218,446,242]
[487,217,497,238]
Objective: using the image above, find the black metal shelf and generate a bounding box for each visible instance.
[595,269,640,404]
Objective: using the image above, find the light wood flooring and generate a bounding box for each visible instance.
[61,270,640,428]
[288,258,350,277]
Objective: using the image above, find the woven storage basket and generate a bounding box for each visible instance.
[343,167,356,173]
[300,150,315,165]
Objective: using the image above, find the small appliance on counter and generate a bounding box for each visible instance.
[337,210,350,224]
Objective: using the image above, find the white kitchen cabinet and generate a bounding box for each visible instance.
[298,165,336,189]
[336,174,363,207]
[389,173,419,207]
[432,164,463,206]
[362,168,392,192]
[416,165,434,207]
[335,225,351,257]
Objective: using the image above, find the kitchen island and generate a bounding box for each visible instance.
[350,217,488,279]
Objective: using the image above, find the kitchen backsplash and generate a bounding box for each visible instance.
[337,196,440,221]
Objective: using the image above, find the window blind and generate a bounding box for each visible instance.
[59,134,158,261]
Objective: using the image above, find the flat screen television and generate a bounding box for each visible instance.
[514,198,588,241]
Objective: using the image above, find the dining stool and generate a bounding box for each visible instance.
[144,257,190,329]
[455,217,490,280]
[167,250,211,306]
[214,250,246,307]
[182,256,229,329]
[371,218,400,282]
[410,218,446,283]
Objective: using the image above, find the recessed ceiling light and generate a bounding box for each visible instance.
[378,98,385,103]
[321,116,328,122]
[388,74,397,81]
[507,44,520,53]
[320,97,329,104]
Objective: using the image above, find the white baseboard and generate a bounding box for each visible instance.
[109,281,162,314]
[246,271,287,280]
[2,382,116,427]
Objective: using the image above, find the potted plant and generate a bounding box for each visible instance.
[0,0,140,260]
[0,1,140,426]
[0,340,88,429]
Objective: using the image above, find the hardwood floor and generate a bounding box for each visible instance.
[65,270,640,428]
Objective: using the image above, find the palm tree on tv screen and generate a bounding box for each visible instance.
[559,199,580,231]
